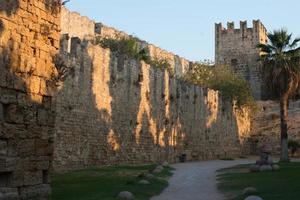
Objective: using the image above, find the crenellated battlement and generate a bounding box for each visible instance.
[60,7,192,77]
[215,20,267,36]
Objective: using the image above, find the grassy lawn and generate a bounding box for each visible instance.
[51,164,174,200]
[217,162,300,200]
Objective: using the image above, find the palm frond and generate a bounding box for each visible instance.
[285,47,300,57]
[257,43,272,54]
[290,37,300,48]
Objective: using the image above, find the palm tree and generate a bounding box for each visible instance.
[258,29,300,162]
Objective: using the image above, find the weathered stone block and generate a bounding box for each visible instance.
[23,171,43,186]
[3,104,24,124]
[0,103,3,121]
[37,109,48,126]
[0,187,18,199]
[0,140,7,156]
[18,139,35,157]
[19,184,51,200]
[35,139,52,156]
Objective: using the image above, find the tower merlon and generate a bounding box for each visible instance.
[240,20,247,30]
[253,19,267,33]
[215,20,265,32]
[215,23,224,33]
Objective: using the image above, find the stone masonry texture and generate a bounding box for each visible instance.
[0,0,60,199]
[53,8,252,172]
[1,2,300,199]
[215,20,300,155]
[248,100,300,155]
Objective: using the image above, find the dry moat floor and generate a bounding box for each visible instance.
[51,159,300,200]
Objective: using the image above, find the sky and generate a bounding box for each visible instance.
[66,0,300,62]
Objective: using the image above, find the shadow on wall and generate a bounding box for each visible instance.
[1,0,250,175]
[0,0,63,198]
[53,34,249,171]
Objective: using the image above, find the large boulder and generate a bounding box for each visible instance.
[118,191,134,200]
[267,158,274,165]
[259,165,272,172]
[244,195,263,200]
[145,173,155,179]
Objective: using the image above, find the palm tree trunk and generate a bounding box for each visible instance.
[280,94,290,162]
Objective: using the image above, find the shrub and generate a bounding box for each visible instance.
[95,36,150,62]
[147,57,174,77]
[183,63,256,109]
[96,36,175,77]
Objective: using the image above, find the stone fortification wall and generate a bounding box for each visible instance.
[61,8,192,77]
[248,100,300,155]
[61,7,94,39]
[0,0,60,199]
[53,33,251,171]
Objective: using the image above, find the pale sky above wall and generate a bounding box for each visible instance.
[66,0,300,62]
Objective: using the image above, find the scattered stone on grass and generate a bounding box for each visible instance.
[242,187,258,196]
[244,195,263,200]
[272,164,280,171]
[145,173,155,179]
[138,180,150,185]
[162,161,169,167]
[153,165,164,174]
[118,191,134,200]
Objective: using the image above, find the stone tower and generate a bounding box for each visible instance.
[215,20,268,99]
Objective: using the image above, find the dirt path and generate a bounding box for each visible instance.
[151,159,254,200]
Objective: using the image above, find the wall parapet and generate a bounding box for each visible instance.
[61,7,193,77]
[215,20,267,35]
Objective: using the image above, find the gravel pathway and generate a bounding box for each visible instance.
[151,159,255,200]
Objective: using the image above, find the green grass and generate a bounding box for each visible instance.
[51,165,174,200]
[217,162,300,200]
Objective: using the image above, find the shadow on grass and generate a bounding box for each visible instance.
[51,164,174,200]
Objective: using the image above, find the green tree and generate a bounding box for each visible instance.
[258,29,300,162]
[183,63,254,109]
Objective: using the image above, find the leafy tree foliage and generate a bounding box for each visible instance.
[183,63,255,109]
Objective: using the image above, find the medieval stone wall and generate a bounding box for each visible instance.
[248,100,300,155]
[53,36,251,171]
[215,20,268,100]
[60,7,94,40]
[0,0,60,199]
[61,8,192,78]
